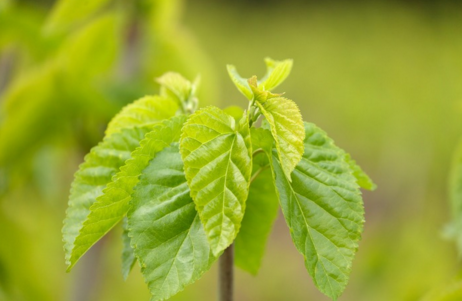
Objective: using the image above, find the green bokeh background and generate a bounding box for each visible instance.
[1,0,462,300]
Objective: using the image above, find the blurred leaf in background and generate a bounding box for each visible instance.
[0,0,216,300]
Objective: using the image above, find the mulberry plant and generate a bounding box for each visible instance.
[63,58,376,301]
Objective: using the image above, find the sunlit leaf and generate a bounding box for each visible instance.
[157,72,193,104]
[258,58,293,91]
[69,115,186,269]
[256,96,305,180]
[105,96,178,136]
[128,144,216,300]
[63,97,177,268]
[271,122,365,300]
[226,64,252,100]
[180,106,252,255]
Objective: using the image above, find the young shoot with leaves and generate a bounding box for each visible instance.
[63,58,376,301]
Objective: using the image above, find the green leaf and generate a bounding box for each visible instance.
[345,154,376,191]
[157,72,193,104]
[122,217,136,281]
[258,58,293,91]
[180,106,252,255]
[128,144,216,300]
[256,96,305,180]
[226,64,253,100]
[235,128,278,274]
[63,96,177,269]
[271,122,365,300]
[63,127,149,268]
[105,96,178,136]
[68,115,185,269]
[44,0,111,34]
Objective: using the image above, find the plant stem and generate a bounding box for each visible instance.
[219,243,234,301]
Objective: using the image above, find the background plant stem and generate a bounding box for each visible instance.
[219,243,234,301]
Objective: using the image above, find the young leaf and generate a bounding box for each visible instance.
[226,64,253,100]
[256,95,305,180]
[68,115,186,269]
[128,144,216,300]
[122,218,136,281]
[63,127,149,269]
[63,96,177,269]
[180,106,252,255]
[235,128,279,274]
[271,122,365,300]
[157,72,193,104]
[105,96,178,136]
[345,154,377,191]
[258,58,293,91]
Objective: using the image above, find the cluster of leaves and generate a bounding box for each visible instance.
[64,58,375,301]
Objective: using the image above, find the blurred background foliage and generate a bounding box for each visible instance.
[1,0,462,300]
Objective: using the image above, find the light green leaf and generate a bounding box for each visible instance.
[63,127,149,268]
[258,58,293,91]
[122,217,136,281]
[226,64,253,100]
[157,72,193,104]
[256,96,305,180]
[271,122,365,300]
[345,154,376,191]
[235,128,278,275]
[44,0,111,34]
[180,106,252,255]
[68,115,185,269]
[63,96,177,269]
[128,144,216,300]
[105,96,178,136]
